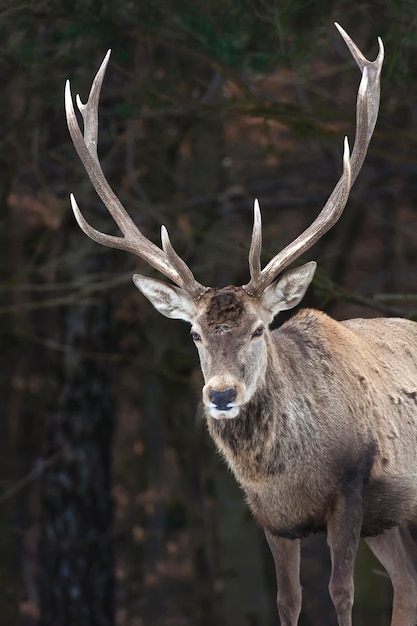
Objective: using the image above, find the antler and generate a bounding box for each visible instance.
[244,23,384,296]
[65,51,207,299]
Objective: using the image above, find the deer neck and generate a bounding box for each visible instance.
[205,338,300,486]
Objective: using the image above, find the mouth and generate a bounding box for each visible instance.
[206,404,240,419]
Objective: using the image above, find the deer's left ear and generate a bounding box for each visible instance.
[261,261,317,321]
[133,274,197,322]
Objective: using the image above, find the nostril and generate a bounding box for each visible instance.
[209,387,237,408]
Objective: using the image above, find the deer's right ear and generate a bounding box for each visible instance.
[133,274,197,322]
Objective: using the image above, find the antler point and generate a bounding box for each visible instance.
[377,37,385,60]
[69,193,78,210]
[75,93,85,110]
[253,198,261,223]
[160,225,171,252]
[343,135,350,153]
[98,50,112,76]
[64,80,72,106]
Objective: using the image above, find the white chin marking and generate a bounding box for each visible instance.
[207,406,240,419]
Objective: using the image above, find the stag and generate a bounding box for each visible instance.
[65,23,417,626]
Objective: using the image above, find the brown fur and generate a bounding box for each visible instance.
[204,286,246,328]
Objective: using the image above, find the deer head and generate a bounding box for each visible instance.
[65,23,383,420]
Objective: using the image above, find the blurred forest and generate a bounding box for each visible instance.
[1,1,417,625]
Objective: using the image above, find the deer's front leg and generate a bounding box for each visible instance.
[264,530,301,626]
[327,489,363,626]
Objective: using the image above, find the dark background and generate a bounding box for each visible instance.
[1,1,417,625]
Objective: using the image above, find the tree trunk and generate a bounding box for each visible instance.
[39,231,115,626]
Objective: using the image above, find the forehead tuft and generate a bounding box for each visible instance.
[204,287,246,327]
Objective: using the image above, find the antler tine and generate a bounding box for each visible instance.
[161,226,208,297]
[248,199,262,287]
[243,25,383,296]
[65,52,206,298]
[335,22,384,185]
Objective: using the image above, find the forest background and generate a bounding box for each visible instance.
[1,1,417,625]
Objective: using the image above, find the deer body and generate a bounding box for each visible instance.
[65,23,417,626]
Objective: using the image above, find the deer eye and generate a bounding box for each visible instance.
[251,326,264,339]
[190,331,202,342]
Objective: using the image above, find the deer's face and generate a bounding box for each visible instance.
[191,287,269,419]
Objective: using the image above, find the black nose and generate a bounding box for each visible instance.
[209,387,237,409]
